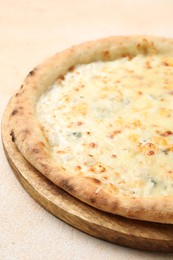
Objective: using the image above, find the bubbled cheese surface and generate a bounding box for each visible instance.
[36,55,173,197]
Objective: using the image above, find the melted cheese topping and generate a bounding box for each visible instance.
[36,55,173,197]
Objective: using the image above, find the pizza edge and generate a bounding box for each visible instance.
[8,35,173,223]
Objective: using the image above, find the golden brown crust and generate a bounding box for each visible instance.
[8,35,173,223]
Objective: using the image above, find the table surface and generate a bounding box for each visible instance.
[1,0,173,259]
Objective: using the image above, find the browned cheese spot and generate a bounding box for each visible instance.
[75,165,81,170]
[160,130,173,137]
[146,60,152,69]
[77,121,83,126]
[89,142,97,148]
[109,130,121,138]
[147,150,155,156]
[162,61,169,66]
[39,141,46,147]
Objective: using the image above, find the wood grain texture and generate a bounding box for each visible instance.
[2,101,173,252]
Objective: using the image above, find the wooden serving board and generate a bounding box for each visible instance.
[2,103,173,252]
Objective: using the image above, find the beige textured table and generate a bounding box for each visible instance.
[1,0,173,259]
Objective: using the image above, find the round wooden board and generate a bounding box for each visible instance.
[2,102,173,252]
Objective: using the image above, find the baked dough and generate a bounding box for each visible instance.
[8,36,173,223]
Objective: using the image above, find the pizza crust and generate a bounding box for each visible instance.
[8,36,173,223]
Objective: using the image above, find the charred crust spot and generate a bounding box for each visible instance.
[102,50,110,60]
[86,177,101,185]
[93,178,101,185]
[126,210,138,218]
[29,70,35,76]
[89,197,96,204]
[21,129,30,140]
[58,75,65,81]
[27,67,38,77]
[15,88,24,97]
[15,92,24,97]
[68,65,75,72]
[112,200,119,211]
[32,148,40,154]
[22,129,30,134]
[40,162,50,173]
[11,109,18,116]
[11,106,24,117]
[10,130,15,142]
[122,53,133,60]
[136,39,157,55]
[60,179,75,193]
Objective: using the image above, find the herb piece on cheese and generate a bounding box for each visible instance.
[72,132,82,138]
[150,177,157,186]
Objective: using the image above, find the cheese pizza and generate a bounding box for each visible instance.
[8,36,173,223]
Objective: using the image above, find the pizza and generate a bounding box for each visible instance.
[8,36,173,223]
